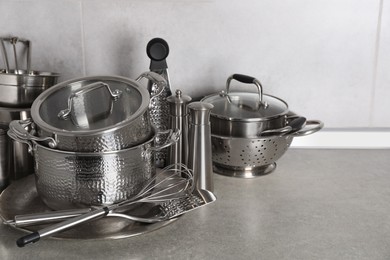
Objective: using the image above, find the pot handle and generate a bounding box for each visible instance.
[225,74,267,108]
[142,129,180,160]
[57,82,122,127]
[289,120,324,137]
[136,71,166,101]
[8,119,57,151]
[260,117,307,137]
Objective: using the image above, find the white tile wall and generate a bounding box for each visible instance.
[0,0,388,129]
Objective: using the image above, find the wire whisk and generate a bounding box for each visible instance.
[16,164,194,247]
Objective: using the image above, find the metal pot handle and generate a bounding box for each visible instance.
[57,82,122,126]
[8,119,57,151]
[225,74,268,108]
[142,129,180,160]
[289,120,324,137]
[136,71,166,101]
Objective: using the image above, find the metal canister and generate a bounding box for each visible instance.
[187,102,214,192]
[167,89,192,167]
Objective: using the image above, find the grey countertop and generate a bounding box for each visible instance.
[1,149,390,260]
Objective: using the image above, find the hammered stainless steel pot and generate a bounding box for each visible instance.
[8,127,180,210]
[201,74,291,137]
[11,73,166,152]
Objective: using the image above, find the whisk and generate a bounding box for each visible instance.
[16,164,194,247]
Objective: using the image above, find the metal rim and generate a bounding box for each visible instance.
[30,75,151,137]
[202,92,289,122]
[32,129,156,156]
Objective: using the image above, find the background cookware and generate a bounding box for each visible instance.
[0,37,59,108]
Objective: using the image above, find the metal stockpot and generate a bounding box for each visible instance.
[8,127,180,210]
[0,106,33,182]
[211,120,323,178]
[11,73,166,152]
[201,74,291,137]
[0,70,60,108]
[0,37,59,107]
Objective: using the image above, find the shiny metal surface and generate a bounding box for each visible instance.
[7,188,216,228]
[0,174,178,240]
[0,107,33,182]
[7,129,179,210]
[145,38,173,167]
[201,74,293,137]
[187,102,214,192]
[0,106,30,124]
[211,134,293,177]
[0,124,10,192]
[211,120,323,177]
[28,74,165,152]
[0,37,59,107]
[14,164,195,246]
[167,90,192,167]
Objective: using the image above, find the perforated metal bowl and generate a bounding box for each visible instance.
[211,120,323,178]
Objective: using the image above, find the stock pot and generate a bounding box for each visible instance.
[8,127,179,210]
[10,73,166,152]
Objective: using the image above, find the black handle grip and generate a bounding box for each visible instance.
[232,74,256,84]
[289,117,306,132]
[146,38,169,61]
[16,232,41,247]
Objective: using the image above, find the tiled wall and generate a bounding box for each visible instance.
[1,0,389,129]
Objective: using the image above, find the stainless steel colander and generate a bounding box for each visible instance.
[211,120,323,178]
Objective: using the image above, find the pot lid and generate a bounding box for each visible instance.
[31,75,151,135]
[201,74,288,121]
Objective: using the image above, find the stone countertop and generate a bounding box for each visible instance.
[1,149,390,260]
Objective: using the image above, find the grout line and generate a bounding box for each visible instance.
[369,0,384,126]
[79,1,86,76]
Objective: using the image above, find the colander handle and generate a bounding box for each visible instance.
[290,120,324,137]
[225,74,267,108]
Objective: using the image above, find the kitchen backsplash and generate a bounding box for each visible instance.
[1,0,389,129]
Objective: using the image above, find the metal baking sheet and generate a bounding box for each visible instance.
[0,175,177,240]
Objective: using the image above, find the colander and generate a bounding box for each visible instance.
[211,120,323,178]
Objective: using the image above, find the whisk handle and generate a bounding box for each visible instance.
[16,207,110,247]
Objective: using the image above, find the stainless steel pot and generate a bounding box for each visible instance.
[0,37,59,107]
[211,120,323,178]
[0,106,33,183]
[11,73,166,152]
[201,74,291,137]
[8,127,180,210]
